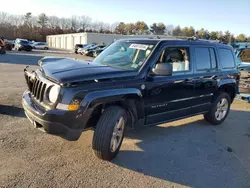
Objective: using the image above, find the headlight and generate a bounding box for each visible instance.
[30,72,36,81]
[48,85,60,103]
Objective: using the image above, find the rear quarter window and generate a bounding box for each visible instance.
[218,48,235,69]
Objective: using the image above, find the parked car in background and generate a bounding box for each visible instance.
[33,42,49,50]
[93,45,110,57]
[4,39,14,51]
[28,41,36,48]
[78,44,96,55]
[85,44,106,57]
[236,48,250,94]
[74,44,88,54]
[236,47,250,63]
[15,39,32,51]
[93,46,106,57]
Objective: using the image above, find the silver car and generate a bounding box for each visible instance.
[33,42,49,50]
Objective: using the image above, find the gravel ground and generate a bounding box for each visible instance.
[0,50,250,188]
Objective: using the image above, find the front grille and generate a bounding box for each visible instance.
[31,77,47,102]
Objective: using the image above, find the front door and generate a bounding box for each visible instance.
[144,46,196,125]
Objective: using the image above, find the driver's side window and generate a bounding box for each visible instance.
[156,47,190,72]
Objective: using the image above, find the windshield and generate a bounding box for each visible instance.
[93,41,155,70]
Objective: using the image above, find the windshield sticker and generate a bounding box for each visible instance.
[129,44,148,50]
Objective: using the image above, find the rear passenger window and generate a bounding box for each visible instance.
[195,48,210,70]
[218,48,235,69]
[195,47,218,71]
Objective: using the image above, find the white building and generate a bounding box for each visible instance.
[46,32,153,50]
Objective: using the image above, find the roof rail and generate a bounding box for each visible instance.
[152,36,189,40]
[187,37,221,43]
[152,35,225,44]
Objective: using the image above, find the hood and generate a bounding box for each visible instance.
[39,57,137,84]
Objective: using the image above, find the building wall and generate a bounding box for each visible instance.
[46,32,152,50]
[47,33,86,50]
[85,33,150,45]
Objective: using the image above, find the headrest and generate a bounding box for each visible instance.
[168,50,184,61]
[145,50,151,57]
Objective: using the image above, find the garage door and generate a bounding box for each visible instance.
[66,37,72,49]
[58,37,61,48]
[73,36,80,46]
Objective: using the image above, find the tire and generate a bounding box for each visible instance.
[92,106,127,161]
[204,92,231,125]
[18,48,21,51]
[44,47,48,50]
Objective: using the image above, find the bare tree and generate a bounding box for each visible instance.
[48,16,60,29]
[24,12,32,26]
[165,24,174,36]
[37,13,48,28]
[12,15,23,26]
[79,15,92,31]
[70,16,80,32]
[59,18,70,30]
[0,12,8,24]
[110,22,119,33]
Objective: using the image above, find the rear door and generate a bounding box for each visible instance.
[192,46,223,113]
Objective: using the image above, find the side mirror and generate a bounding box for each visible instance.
[152,63,173,76]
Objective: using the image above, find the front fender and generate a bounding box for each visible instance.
[81,88,142,110]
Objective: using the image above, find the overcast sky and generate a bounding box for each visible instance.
[2,0,250,36]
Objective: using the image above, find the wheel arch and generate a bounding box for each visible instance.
[218,81,237,102]
[82,89,143,128]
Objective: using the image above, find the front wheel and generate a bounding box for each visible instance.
[204,92,231,125]
[92,106,127,161]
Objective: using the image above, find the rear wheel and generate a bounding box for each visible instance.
[92,106,127,161]
[204,92,231,125]
[44,47,48,50]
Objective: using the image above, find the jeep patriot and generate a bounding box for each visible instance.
[22,38,239,160]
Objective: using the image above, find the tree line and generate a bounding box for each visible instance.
[0,12,249,43]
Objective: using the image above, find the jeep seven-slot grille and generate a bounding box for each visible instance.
[31,78,47,102]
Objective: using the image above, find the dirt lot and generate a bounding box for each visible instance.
[0,50,250,188]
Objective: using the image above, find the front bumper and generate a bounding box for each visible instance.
[22,91,89,141]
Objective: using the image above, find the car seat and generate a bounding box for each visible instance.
[167,50,186,72]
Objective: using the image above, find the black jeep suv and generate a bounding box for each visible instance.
[22,39,239,161]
